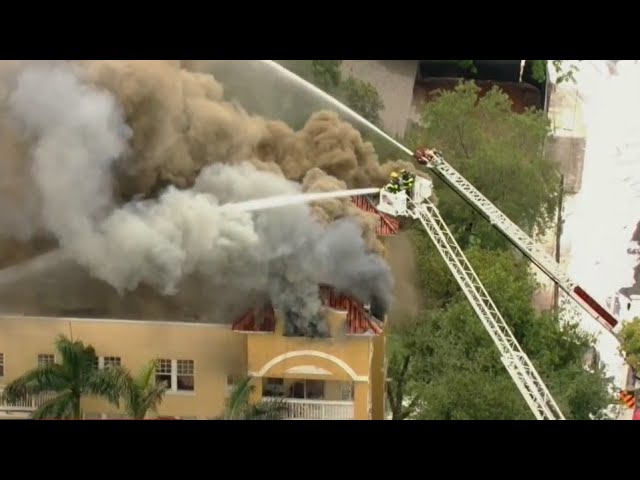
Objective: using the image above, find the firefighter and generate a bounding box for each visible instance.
[385,171,401,193]
[399,169,415,198]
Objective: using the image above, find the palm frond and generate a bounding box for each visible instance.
[225,376,254,420]
[121,360,167,419]
[136,359,158,390]
[3,364,68,401]
[54,335,97,381]
[221,376,287,420]
[84,365,131,406]
[136,384,167,419]
[248,397,288,420]
[32,392,75,420]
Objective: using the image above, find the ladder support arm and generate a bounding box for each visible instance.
[410,198,565,420]
[414,148,620,335]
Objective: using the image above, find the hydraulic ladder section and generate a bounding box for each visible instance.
[414,148,620,335]
[409,197,566,419]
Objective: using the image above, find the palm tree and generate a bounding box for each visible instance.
[118,360,167,419]
[219,376,288,420]
[3,335,128,419]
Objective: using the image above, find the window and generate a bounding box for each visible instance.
[177,360,194,391]
[93,356,122,370]
[0,353,4,377]
[289,379,325,400]
[155,359,172,388]
[103,357,121,368]
[155,359,195,393]
[37,354,55,367]
[263,378,284,397]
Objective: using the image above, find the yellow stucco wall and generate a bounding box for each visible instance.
[244,310,375,419]
[0,309,385,420]
[370,331,387,420]
[246,314,372,381]
[0,315,246,419]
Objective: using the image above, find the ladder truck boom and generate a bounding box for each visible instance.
[414,148,621,336]
[410,197,565,419]
[376,168,565,419]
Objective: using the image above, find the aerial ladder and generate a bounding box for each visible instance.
[264,60,633,419]
[375,147,628,420]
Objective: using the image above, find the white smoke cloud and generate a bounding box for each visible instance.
[8,62,131,264]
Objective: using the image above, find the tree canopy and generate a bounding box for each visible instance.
[406,81,561,250]
[217,376,287,420]
[440,60,578,84]
[118,359,168,419]
[387,81,614,420]
[1,335,168,420]
[619,318,640,371]
[2,335,128,419]
[277,60,385,127]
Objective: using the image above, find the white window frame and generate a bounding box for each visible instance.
[37,353,56,367]
[0,353,4,378]
[94,356,122,370]
[156,359,195,396]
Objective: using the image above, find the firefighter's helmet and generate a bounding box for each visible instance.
[390,171,399,178]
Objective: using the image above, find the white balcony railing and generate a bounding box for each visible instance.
[0,388,57,413]
[263,397,354,420]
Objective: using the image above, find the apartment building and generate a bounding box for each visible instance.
[0,195,399,420]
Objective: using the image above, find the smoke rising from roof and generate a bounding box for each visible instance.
[0,60,407,332]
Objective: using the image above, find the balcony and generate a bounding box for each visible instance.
[263,397,354,420]
[0,388,57,417]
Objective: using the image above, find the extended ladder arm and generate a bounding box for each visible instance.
[414,148,620,336]
[409,197,565,420]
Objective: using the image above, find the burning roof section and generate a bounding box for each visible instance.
[232,194,397,335]
[231,286,383,336]
[350,195,400,236]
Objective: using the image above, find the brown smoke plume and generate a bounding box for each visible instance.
[0,60,421,327]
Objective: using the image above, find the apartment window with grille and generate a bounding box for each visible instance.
[0,353,4,377]
[177,360,194,391]
[103,357,121,368]
[93,356,122,370]
[155,359,172,388]
[155,359,194,393]
[37,354,55,367]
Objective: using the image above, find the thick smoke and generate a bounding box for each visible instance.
[0,60,410,335]
[8,64,132,275]
[194,163,393,336]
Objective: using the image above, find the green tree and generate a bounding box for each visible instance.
[532,60,579,84]
[618,318,640,371]
[388,248,614,420]
[218,376,287,420]
[406,81,561,250]
[438,60,578,84]
[339,76,385,127]
[277,60,385,128]
[2,335,127,419]
[118,359,167,419]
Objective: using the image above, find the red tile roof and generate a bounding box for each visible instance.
[233,195,392,335]
[319,284,383,335]
[351,195,400,236]
[233,286,383,335]
[232,305,276,332]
